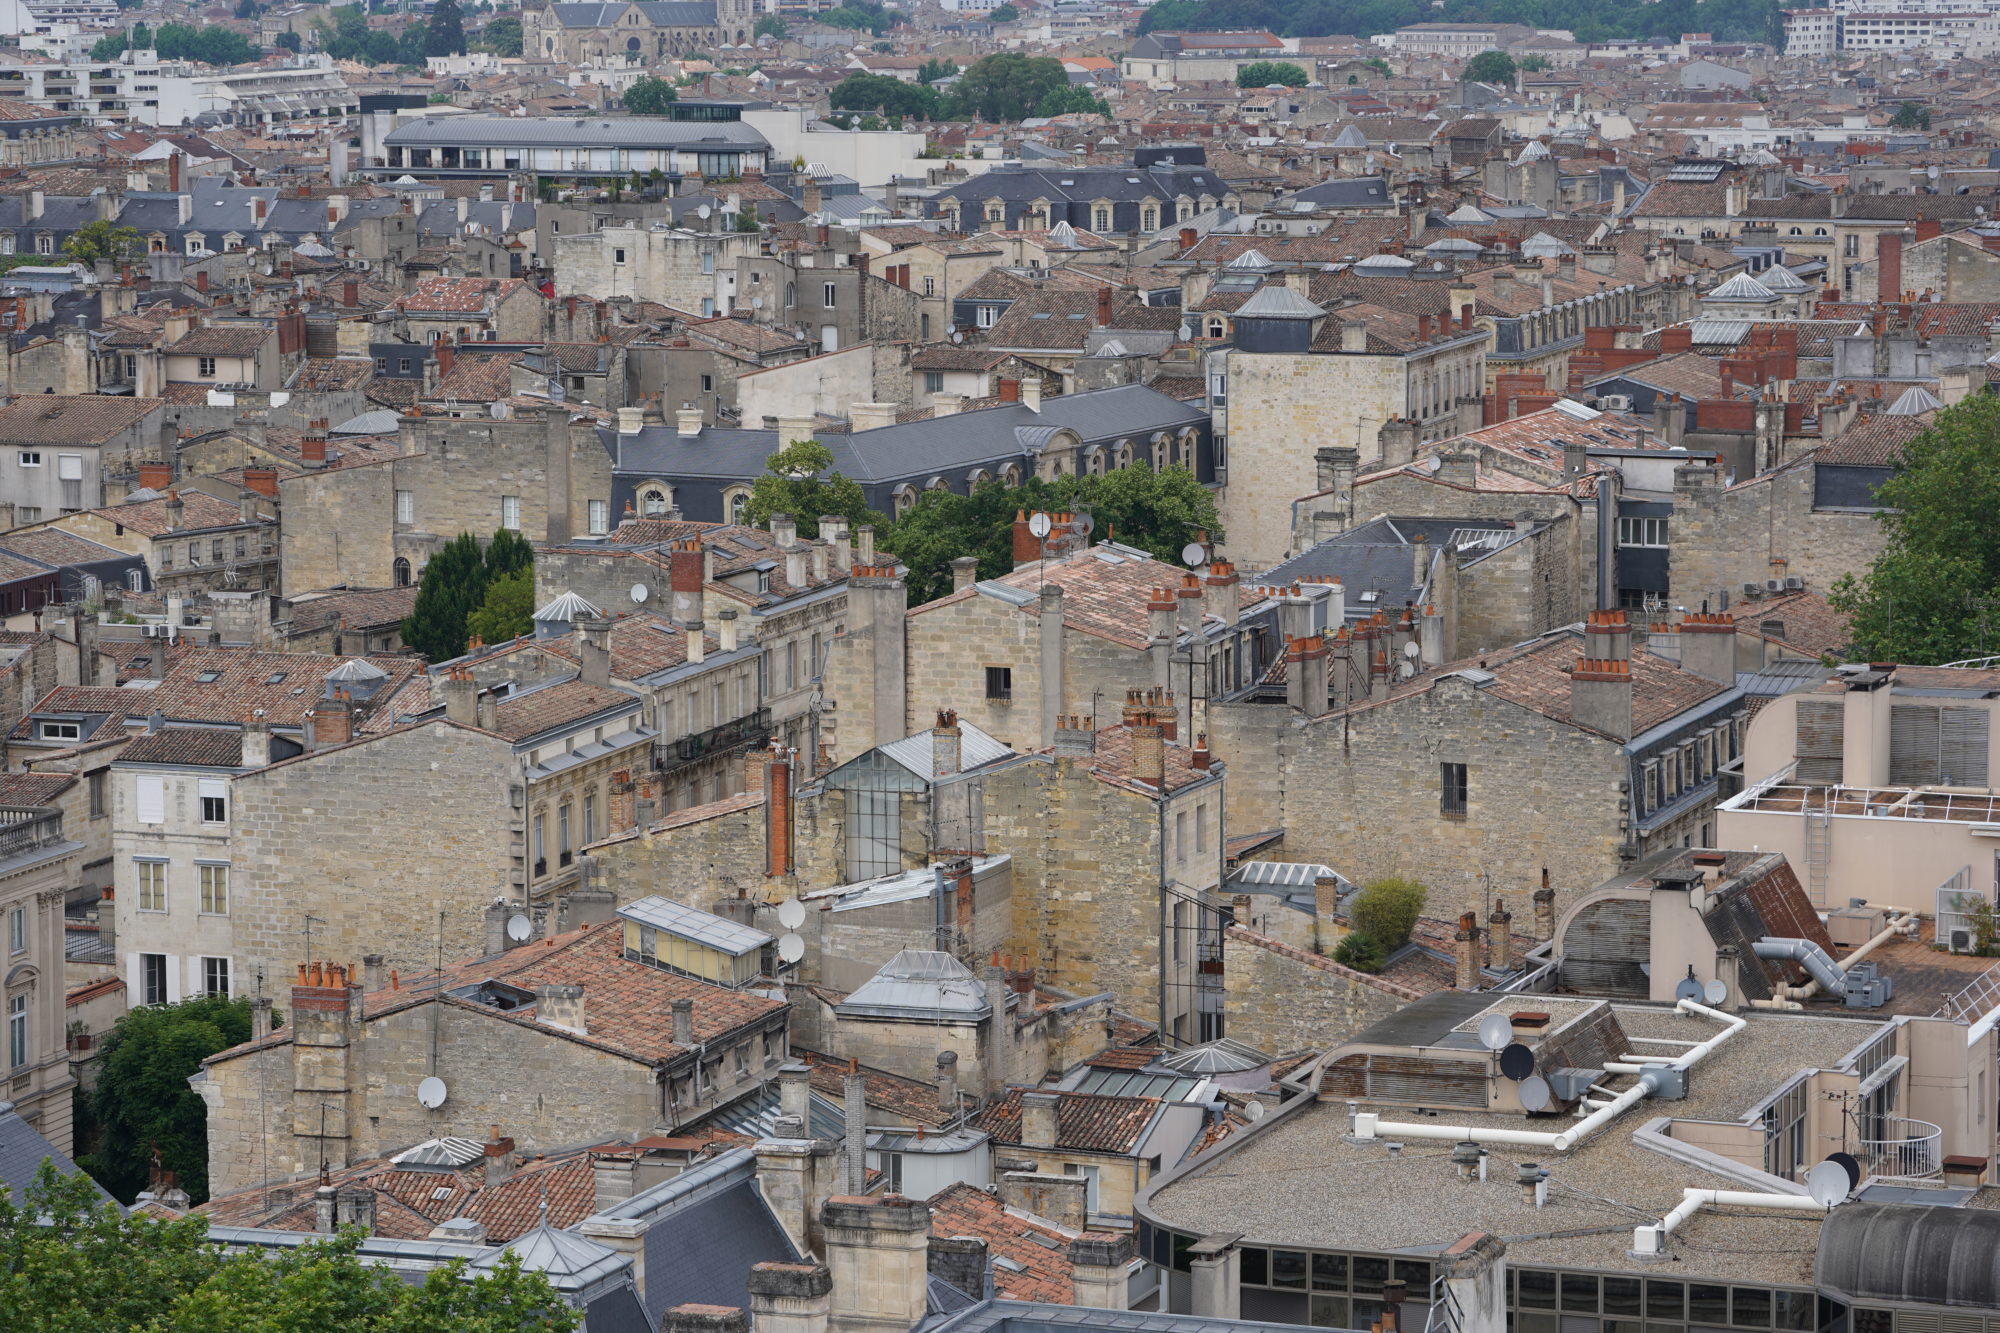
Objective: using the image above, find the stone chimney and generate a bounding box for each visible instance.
[1487,900,1512,971]
[663,1306,750,1333]
[983,965,1009,1095]
[1677,610,1737,685]
[592,1152,639,1210]
[1534,873,1556,940]
[537,983,584,1034]
[1455,912,1482,989]
[335,1186,376,1236]
[927,1235,989,1300]
[242,709,270,767]
[1070,1232,1133,1310]
[935,1050,959,1117]
[678,405,704,436]
[931,709,960,779]
[748,1262,833,1333]
[1020,1090,1060,1150]
[672,997,695,1046]
[821,1196,930,1333]
[1021,376,1041,412]
[1340,319,1369,352]
[842,1063,867,1194]
[951,556,979,592]
[289,962,362,1178]
[482,1126,516,1186]
[850,403,898,432]
[1202,561,1239,626]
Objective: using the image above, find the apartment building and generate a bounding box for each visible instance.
[0,803,78,1154]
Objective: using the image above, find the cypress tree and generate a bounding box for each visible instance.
[484,526,534,581]
[401,532,489,660]
[426,0,466,56]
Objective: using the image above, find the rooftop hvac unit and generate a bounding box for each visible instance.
[1742,582,1763,598]
[1765,579,1783,593]
[1599,394,1632,410]
[1841,961,1894,1009]
[1784,576,1803,590]
[1949,927,1977,955]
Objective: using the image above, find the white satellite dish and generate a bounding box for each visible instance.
[777,898,806,930]
[1703,978,1728,1005]
[1027,512,1053,539]
[1402,641,1420,659]
[1805,1159,1851,1207]
[630,582,650,603]
[416,1076,449,1109]
[1180,541,1209,568]
[1519,1074,1553,1113]
[751,296,764,310]
[1477,1012,1513,1051]
[777,933,806,964]
[1243,1099,1265,1122]
[696,203,712,219]
[1396,661,1416,680]
[506,913,533,942]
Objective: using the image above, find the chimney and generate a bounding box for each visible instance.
[672,997,695,1046]
[820,1197,929,1333]
[1020,1090,1060,1149]
[1534,873,1556,940]
[315,1186,338,1234]
[669,538,706,627]
[748,1263,833,1333]
[137,461,172,491]
[1203,561,1240,626]
[718,609,739,654]
[998,377,1020,403]
[1569,653,1632,742]
[300,431,326,468]
[678,405,704,436]
[935,1051,959,1116]
[1677,609,1737,684]
[842,1063,867,1194]
[766,744,794,878]
[314,690,354,747]
[537,983,585,1034]
[931,709,961,779]
[242,467,279,499]
[928,1236,990,1301]
[335,1187,376,1236]
[1877,229,1908,303]
[242,709,270,767]
[951,556,979,592]
[1021,377,1041,412]
[779,1061,812,1127]
[1096,286,1112,328]
[1070,1233,1133,1310]
[1487,900,1512,971]
[1129,706,1165,789]
[1340,319,1369,352]
[983,964,1009,1094]
[1011,510,1041,565]
[850,403,898,432]
[483,1126,515,1187]
[250,995,273,1040]
[662,1306,750,1333]
[592,1153,640,1210]
[1455,912,1481,989]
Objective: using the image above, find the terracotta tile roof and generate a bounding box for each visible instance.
[1060,724,1215,796]
[284,586,420,635]
[534,611,715,681]
[798,1049,960,1126]
[988,293,1181,353]
[85,489,261,537]
[100,638,187,684]
[163,325,271,357]
[949,548,1267,651]
[160,383,216,407]
[1730,589,1851,658]
[1084,1047,1157,1070]
[688,316,805,357]
[0,771,74,805]
[0,529,126,567]
[116,726,244,767]
[488,677,642,741]
[17,648,424,733]
[429,350,521,402]
[910,345,1009,372]
[979,1088,1159,1155]
[1597,351,1731,401]
[926,1183,1079,1302]
[1484,636,1728,738]
[290,358,374,392]
[0,395,162,447]
[393,276,529,314]
[365,377,422,409]
[1816,413,1928,466]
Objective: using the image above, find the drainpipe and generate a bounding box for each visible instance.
[1631,1188,1829,1257]
[1349,998,1744,1153]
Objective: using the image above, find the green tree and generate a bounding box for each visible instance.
[1347,877,1427,953]
[150,22,258,64]
[1517,53,1550,70]
[234,0,259,16]
[830,71,940,119]
[362,28,399,62]
[1237,59,1306,86]
[744,439,886,540]
[1332,933,1385,972]
[426,0,467,55]
[916,56,956,83]
[483,525,534,581]
[401,531,490,661]
[943,53,1095,120]
[465,567,534,645]
[89,32,128,58]
[754,13,786,37]
[1891,100,1931,130]
[480,13,522,53]
[0,1161,581,1330]
[622,75,678,114]
[1461,49,1516,83]
[274,29,302,50]
[397,18,430,63]
[77,993,250,1206]
[988,2,1017,18]
[63,220,141,267]
[1829,393,2000,663]
[1364,55,1390,74]
[818,1,890,33]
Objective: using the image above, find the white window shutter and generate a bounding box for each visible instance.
[165,955,182,1004]
[197,778,225,805]
[56,453,82,480]
[125,953,140,994]
[135,775,164,824]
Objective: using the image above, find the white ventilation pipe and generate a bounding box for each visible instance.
[1350,998,1744,1153]
[1630,1188,1829,1256]
[1751,913,1912,1010]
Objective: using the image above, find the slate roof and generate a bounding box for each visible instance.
[0,1100,111,1209]
[978,1089,1160,1155]
[931,163,1230,209]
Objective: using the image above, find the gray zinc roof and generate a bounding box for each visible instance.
[1235,285,1326,320]
[384,117,769,151]
[617,895,770,956]
[837,949,993,1020]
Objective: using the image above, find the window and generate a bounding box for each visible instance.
[558,803,573,867]
[88,769,106,818]
[976,305,996,329]
[583,793,596,843]
[700,374,714,392]
[399,358,413,374]
[1094,206,1111,231]
[614,247,627,264]
[1616,516,1669,547]
[6,994,23,1069]
[785,640,798,690]
[198,863,228,915]
[1196,802,1208,853]
[588,499,609,535]
[1440,762,1468,817]
[136,859,166,912]
[198,778,226,824]
[641,487,669,517]
[393,557,412,587]
[922,275,936,296]
[135,774,164,824]
[845,787,902,882]
[202,957,230,996]
[822,282,837,308]
[701,251,715,275]
[985,666,1012,700]
[15,507,37,523]
[533,813,546,877]
[140,953,167,1006]
[16,450,38,467]
[501,495,521,530]
[396,490,414,524]
[197,356,217,378]
[1175,809,1188,861]
[38,721,78,741]
[7,905,23,955]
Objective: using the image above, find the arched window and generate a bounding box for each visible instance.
[785,282,795,308]
[726,490,749,525]
[1001,464,1023,487]
[891,484,918,515]
[1178,429,1198,467]
[393,557,411,587]
[1207,317,1225,339]
[640,486,671,516]
[926,476,950,492]
[1083,445,1106,476]
[627,35,641,49]
[1813,227,1828,237]
[1093,206,1111,231]
[1114,439,1134,467]
[1150,434,1168,469]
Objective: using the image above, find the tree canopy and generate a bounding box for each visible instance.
[466,568,534,646]
[1828,393,2000,663]
[819,0,892,33]
[401,533,490,661]
[744,440,885,540]
[76,993,251,1206]
[1137,0,1781,43]
[987,2,1018,18]
[944,53,1107,120]
[1237,59,1306,86]
[1347,877,1427,953]
[622,75,677,114]
[1891,100,1931,130]
[63,220,141,267]
[753,13,786,37]
[829,72,939,120]
[1461,49,1516,83]
[480,13,522,54]
[426,0,467,55]
[0,1162,581,1332]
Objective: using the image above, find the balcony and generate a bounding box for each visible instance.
[658,707,771,773]
[1858,1116,1943,1180]
[0,805,65,860]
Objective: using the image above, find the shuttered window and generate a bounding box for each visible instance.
[1890,704,1990,787]
[134,774,164,824]
[1794,698,1845,784]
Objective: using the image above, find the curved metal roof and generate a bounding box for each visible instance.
[1816,1202,2000,1308]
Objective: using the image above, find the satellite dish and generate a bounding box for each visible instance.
[696,203,712,219]
[416,1076,449,1109]
[751,296,764,310]
[1703,978,1728,1005]
[776,898,806,930]
[1477,1013,1514,1051]
[505,913,533,942]
[1243,1099,1265,1122]
[1075,512,1095,536]
[777,933,806,964]
[1499,1043,1535,1080]
[1806,1159,1852,1207]
[1396,660,1416,680]
[1027,512,1053,539]
[1827,1151,1862,1192]
[1519,1074,1553,1112]
[1675,976,1704,1003]
[1402,641,1420,659]
[630,582,650,603]
[1180,541,1209,567]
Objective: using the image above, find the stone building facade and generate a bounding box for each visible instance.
[1667,460,1888,615]
[1218,925,1422,1057]
[0,805,79,1155]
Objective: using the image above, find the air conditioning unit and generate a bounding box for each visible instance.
[1599,393,1632,410]
[1742,582,1763,598]
[1949,927,1976,954]
[1765,579,1783,592]
[1784,576,1803,590]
